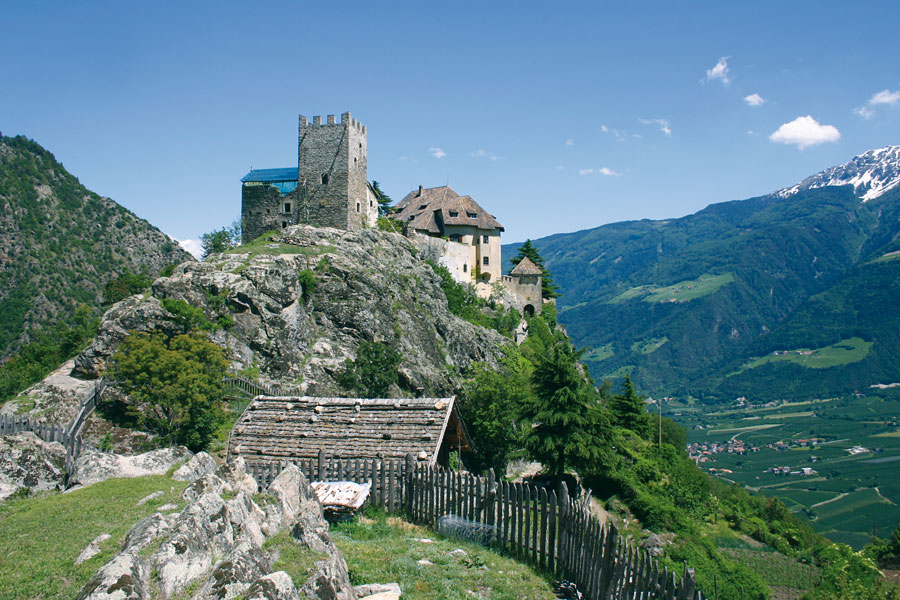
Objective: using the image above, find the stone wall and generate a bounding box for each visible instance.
[501,274,542,315]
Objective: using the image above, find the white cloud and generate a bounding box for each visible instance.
[429,147,446,159]
[469,148,499,160]
[744,93,766,107]
[179,239,203,260]
[638,118,671,136]
[853,106,875,120]
[704,56,731,85]
[565,138,574,147]
[769,115,841,149]
[579,167,621,176]
[869,89,900,106]
[601,125,609,132]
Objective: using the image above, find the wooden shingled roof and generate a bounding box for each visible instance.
[227,396,462,467]
[510,256,543,276]
[391,185,504,234]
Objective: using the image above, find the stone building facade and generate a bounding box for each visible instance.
[390,186,504,293]
[241,112,378,243]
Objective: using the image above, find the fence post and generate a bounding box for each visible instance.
[317,449,325,480]
[486,469,498,543]
[404,454,415,517]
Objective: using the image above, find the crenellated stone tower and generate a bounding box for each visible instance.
[241,112,378,243]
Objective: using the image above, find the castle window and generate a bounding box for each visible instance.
[463,264,467,272]
[482,235,489,244]
[467,212,477,219]
[450,234,461,243]
[449,211,459,218]
[483,256,490,266]
[321,173,329,184]
[356,202,360,213]
[282,221,287,228]
[419,205,428,210]
[283,202,292,213]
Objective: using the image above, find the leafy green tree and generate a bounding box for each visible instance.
[610,375,652,437]
[371,180,393,215]
[108,331,227,450]
[458,347,533,474]
[103,268,153,304]
[338,341,401,398]
[519,341,610,478]
[510,239,560,299]
[200,219,242,258]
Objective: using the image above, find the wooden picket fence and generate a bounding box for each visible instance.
[0,379,105,477]
[244,452,705,600]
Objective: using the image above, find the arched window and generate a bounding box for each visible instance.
[321,173,329,185]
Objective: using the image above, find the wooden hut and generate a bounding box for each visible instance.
[227,396,470,468]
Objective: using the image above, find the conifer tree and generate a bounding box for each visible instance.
[519,341,609,478]
[371,181,393,215]
[610,375,651,437]
[510,239,560,298]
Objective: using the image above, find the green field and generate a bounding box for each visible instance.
[583,343,614,362]
[734,337,873,374]
[631,337,668,355]
[609,272,734,304]
[676,393,900,548]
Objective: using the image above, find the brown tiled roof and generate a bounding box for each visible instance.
[228,396,458,466]
[510,256,542,276]
[391,186,503,234]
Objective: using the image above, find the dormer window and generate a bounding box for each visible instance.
[449,211,459,218]
[467,212,477,219]
[450,234,462,243]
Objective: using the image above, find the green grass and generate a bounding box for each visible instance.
[719,549,818,591]
[631,337,668,355]
[583,343,614,362]
[264,531,325,588]
[332,510,557,600]
[225,231,336,262]
[736,337,873,373]
[609,273,734,305]
[0,475,188,599]
[603,365,635,379]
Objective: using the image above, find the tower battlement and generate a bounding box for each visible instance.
[242,110,377,242]
[299,113,367,134]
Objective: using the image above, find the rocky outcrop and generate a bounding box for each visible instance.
[0,432,66,500]
[74,225,509,397]
[68,447,191,489]
[77,459,356,600]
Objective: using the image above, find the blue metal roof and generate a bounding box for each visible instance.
[241,167,298,183]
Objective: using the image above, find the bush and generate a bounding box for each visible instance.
[337,341,401,398]
[108,331,227,450]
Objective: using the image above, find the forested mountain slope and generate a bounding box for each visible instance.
[504,146,900,402]
[0,135,191,358]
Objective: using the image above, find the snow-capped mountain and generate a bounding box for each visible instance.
[776,145,900,201]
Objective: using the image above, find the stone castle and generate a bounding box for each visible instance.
[241,111,542,316]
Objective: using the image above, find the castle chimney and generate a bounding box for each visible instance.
[417,185,423,197]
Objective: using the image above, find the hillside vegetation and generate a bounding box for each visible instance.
[505,182,900,403]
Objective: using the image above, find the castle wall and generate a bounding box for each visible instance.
[501,274,542,315]
[298,113,376,231]
[410,233,472,283]
[242,184,302,243]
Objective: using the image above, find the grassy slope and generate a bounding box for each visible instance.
[0,476,188,599]
[332,510,557,600]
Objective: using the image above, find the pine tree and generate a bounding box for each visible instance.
[510,239,560,299]
[610,375,651,437]
[371,181,393,215]
[519,341,609,478]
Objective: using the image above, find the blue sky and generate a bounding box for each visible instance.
[2,1,899,250]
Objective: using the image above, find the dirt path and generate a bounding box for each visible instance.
[811,492,848,509]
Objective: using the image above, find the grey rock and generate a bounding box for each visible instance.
[246,571,301,600]
[216,457,258,496]
[158,503,178,512]
[122,513,173,554]
[194,540,271,600]
[136,490,164,506]
[172,451,217,483]
[75,534,112,566]
[69,447,192,488]
[72,225,509,397]
[0,432,66,501]
[75,551,150,600]
[358,593,400,600]
[182,472,228,503]
[353,583,401,598]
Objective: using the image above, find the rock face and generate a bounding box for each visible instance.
[69,447,192,488]
[77,459,356,600]
[0,432,66,500]
[74,225,509,396]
